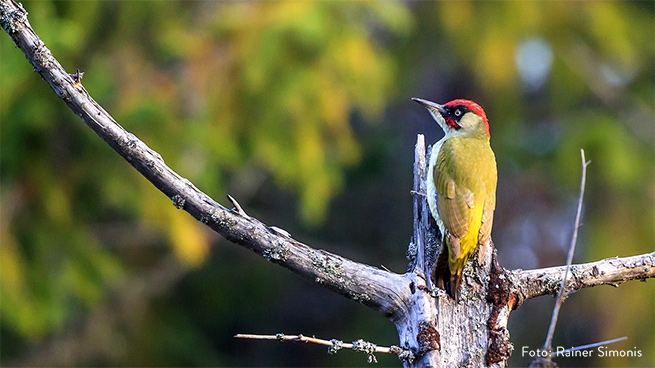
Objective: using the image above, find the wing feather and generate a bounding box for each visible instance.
[433,140,471,238]
[477,192,495,264]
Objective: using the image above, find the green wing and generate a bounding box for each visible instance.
[433,139,473,240]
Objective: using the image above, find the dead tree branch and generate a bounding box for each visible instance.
[235,333,413,363]
[512,252,655,302]
[0,0,408,318]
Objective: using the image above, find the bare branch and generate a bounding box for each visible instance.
[226,194,249,218]
[0,0,408,318]
[234,333,414,363]
[512,252,655,301]
[543,149,590,352]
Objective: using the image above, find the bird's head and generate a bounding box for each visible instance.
[413,98,490,139]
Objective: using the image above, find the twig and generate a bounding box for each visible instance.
[226,194,249,218]
[234,333,413,364]
[543,149,591,355]
[410,190,425,197]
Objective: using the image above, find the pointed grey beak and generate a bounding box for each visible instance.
[412,97,446,116]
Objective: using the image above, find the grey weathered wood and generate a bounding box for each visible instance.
[0,0,408,318]
[393,135,441,367]
[2,1,654,366]
[512,252,655,301]
[394,138,511,367]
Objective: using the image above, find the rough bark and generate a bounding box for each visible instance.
[0,0,407,318]
[2,1,654,366]
[394,137,509,367]
[512,252,655,301]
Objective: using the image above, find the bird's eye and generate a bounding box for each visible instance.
[454,109,462,117]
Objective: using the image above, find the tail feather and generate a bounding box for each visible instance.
[432,239,464,302]
[432,244,449,291]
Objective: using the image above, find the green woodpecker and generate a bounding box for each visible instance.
[413,98,497,301]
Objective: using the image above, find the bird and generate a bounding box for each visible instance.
[412,97,497,301]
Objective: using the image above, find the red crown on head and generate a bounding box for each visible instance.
[444,99,490,138]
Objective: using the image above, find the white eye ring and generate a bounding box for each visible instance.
[454,109,462,116]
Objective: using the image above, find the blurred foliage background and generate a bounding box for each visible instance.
[1,1,653,367]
